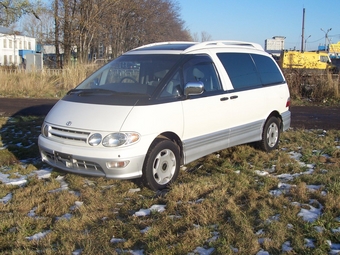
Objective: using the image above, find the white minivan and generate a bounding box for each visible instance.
[38,41,291,190]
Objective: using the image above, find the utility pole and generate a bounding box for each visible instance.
[301,8,305,52]
[321,28,332,52]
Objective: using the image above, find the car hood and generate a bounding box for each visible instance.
[44,99,134,131]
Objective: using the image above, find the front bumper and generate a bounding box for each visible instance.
[38,135,145,179]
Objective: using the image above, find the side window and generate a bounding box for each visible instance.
[217,53,262,90]
[160,70,182,98]
[183,56,221,92]
[251,54,285,85]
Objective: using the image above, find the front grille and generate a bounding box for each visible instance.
[49,126,90,144]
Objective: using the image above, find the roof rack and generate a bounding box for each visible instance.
[129,40,264,53]
[132,41,195,50]
[184,40,264,52]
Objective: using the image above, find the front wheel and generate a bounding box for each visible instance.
[142,139,180,191]
[258,117,280,152]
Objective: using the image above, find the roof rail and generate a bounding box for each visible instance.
[132,41,194,50]
[184,40,264,52]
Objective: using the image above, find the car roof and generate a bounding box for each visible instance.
[124,41,264,55]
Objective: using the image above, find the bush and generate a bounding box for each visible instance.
[283,69,340,104]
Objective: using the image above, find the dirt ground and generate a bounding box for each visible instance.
[0,98,339,130]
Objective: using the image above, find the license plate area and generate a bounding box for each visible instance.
[54,151,74,168]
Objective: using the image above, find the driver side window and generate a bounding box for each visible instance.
[160,70,182,98]
[183,56,221,92]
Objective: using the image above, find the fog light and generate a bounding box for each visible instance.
[106,160,130,169]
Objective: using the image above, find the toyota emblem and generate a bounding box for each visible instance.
[66,121,72,126]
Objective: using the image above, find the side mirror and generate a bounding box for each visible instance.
[184,81,204,97]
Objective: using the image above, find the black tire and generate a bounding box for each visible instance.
[142,139,180,191]
[258,117,280,152]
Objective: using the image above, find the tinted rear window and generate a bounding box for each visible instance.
[217,53,284,90]
[251,54,285,85]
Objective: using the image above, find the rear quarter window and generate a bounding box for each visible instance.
[251,54,285,85]
[217,53,285,90]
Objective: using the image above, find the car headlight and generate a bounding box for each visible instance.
[102,132,140,147]
[41,123,50,137]
[88,133,102,146]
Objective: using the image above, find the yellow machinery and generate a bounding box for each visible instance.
[280,50,333,70]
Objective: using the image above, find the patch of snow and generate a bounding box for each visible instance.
[332,227,340,233]
[314,226,324,233]
[168,215,182,220]
[0,193,12,203]
[128,188,141,193]
[56,213,72,221]
[265,214,280,224]
[306,184,323,192]
[287,224,294,229]
[83,179,96,186]
[207,231,219,242]
[72,249,82,255]
[230,246,239,253]
[304,238,315,248]
[110,236,126,243]
[26,230,52,241]
[258,238,271,244]
[297,200,323,223]
[255,170,269,176]
[134,204,166,217]
[70,201,84,211]
[282,241,293,252]
[48,176,69,193]
[190,247,215,255]
[140,226,151,234]
[327,240,340,254]
[27,207,38,217]
[0,172,27,186]
[116,249,144,255]
[256,250,270,255]
[33,169,52,179]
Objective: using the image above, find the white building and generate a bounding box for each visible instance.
[265,36,285,58]
[0,26,36,66]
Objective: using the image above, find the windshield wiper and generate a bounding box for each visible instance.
[67,88,150,97]
[68,88,116,96]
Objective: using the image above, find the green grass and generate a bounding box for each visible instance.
[0,116,340,254]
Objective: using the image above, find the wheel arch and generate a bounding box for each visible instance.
[147,132,184,165]
[266,111,283,131]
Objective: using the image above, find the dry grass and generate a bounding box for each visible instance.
[0,65,99,98]
[1,116,340,254]
[0,65,339,105]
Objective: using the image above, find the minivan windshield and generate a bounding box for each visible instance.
[76,54,181,96]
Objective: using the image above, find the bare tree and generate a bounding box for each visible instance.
[20,6,54,45]
[49,0,191,67]
[0,0,42,26]
[201,31,212,42]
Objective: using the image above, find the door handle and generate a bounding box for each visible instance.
[220,97,229,101]
[230,95,238,99]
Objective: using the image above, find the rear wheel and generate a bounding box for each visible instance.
[258,116,280,152]
[142,139,180,191]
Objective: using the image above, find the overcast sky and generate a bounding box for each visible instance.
[177,0,340,51]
